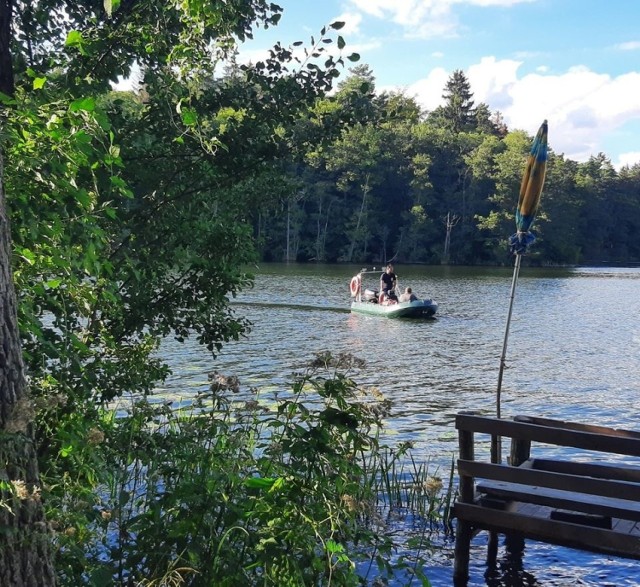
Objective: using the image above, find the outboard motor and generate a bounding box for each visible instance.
[362,289,379,303]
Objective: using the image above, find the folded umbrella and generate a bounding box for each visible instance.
[510,120,548,254]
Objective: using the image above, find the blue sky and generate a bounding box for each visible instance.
[241,0,640,169]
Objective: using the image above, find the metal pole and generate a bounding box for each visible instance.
[492,253,522,464]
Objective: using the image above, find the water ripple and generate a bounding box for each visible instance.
[156,264,640,586]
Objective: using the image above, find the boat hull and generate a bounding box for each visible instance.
[350,299,438,318]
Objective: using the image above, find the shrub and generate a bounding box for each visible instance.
[45,352,451,586]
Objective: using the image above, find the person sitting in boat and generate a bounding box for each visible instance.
[398,287,418,303]
[380,263,398,301]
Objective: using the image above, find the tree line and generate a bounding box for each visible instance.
[253,66,640,266]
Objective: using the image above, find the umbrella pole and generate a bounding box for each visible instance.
[492,253,522,464]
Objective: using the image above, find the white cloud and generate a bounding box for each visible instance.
[405,58,640,163]
[466,0,535,6]
[617,151,640,168]
[344,40,383,55]
[614,41,640,51]
[113,62,142,92]
[347,0,533,38]
[348,0,459,38]
[237,47,271,66]
[335,12,362,35]
[404,67,451,110]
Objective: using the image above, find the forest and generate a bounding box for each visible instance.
[0,1,639,586]
[253,66,640,267]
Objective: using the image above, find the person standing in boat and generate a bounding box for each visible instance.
[380,263,398,301]
[399,287,418,302]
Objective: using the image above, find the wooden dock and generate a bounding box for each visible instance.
[452,413,640,585]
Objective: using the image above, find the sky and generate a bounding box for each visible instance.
[240,0,640,169]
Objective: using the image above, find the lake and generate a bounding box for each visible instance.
[156,263,640,586]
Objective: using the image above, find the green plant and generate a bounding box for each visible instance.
[43,352,451,586]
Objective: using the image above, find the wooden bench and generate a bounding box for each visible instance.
[452,413,640,585]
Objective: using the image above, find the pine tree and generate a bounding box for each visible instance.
[441,69,475,133]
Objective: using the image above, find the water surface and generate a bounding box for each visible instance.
[157,263,640,586]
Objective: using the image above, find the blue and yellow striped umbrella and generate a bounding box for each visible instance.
[510,120,548,254]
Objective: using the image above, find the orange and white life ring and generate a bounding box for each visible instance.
[350,275,361,297]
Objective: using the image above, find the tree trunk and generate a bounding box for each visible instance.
[0,0,14,96]
[1,147,57,585]
[285,198,290,262]
[347,173,370,263]
[442,211,459,265]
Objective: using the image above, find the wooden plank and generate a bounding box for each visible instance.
[458,459,640,502]
[514,415,640,440]
[454,502,640,559]
[530,458,640,483]
[475,479,640,521]
[611,517,639,534]
[549,509,612,529]
[517,502,540,517]
[455,414,640,457]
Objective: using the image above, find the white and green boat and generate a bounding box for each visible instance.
[348,270,438,319]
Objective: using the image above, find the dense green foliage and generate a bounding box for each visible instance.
[255,67,640,266]
[51,353,450,586]
[3,1,354,439]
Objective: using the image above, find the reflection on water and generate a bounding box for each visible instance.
[157,264,640,586]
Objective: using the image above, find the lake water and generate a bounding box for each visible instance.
[156,263,640,586]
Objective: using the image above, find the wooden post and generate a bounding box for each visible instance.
[504,419,530,559]
[453,427,474,585]
[510,437,531,467]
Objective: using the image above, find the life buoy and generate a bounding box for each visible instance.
[350,276,361,297]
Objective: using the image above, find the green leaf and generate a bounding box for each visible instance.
[347,53,360,62]
[119,490,130,506]
[245,477,277,489]
[75,189,92,207]
[69,97,96,112]
[33,77,46,90]
[330,21,345,30]
[0,92,16,105]
[90,566,114,587]
[325,539,344,554]
[337,36,345,50]
[271,477,286,492]
[180,108,198,126]
[64,30,84,48]
[19,248,36,265]
[60,445,73,457]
